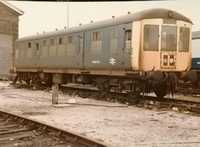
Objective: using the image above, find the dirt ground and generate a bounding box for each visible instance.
[0,81,200,147]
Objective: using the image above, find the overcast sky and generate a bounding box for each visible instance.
[10,0,200,38]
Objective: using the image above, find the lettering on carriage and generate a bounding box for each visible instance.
[109,57,116,65]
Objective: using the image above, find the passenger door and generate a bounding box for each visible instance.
[160,25,177,69]
[33,40,41,68]
[76,32,84,68]
[119,24,132,69]
[141,20,161,71]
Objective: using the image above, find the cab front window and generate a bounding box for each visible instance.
[161,26,177,51]
[143,25,159,51]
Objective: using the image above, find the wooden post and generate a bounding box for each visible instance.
[52,84,59,104]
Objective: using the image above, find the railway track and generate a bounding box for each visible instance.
[13,83,200,115]
[177,87,200,96]
[60,84,200,116]
[0,110,107,147]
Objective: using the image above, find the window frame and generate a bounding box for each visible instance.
[58,37,63,45]
[143,24,159,51]
[92,31,101,41]
[179,27,190,52]
[124,29,132,49]
[50,38,55,46]
[28,42,31,48]
[161,25,177,52]
[36,43,39,51]
[91,31,102,52]
[125,29,132,41]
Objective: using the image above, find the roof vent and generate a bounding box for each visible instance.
[128,11,131,14]
[55,28,58,31]
[79,23,82,26]
[112,16,115,19]
[90,20,94,23]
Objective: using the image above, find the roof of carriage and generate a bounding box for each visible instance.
[0,0,23,15]
[192,31,200,39]
[18,8,192,42]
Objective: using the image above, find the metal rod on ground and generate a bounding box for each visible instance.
[52,84,59,104]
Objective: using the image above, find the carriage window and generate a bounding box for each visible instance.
[92,32,101,41]
[68,36,72,43]
[161,26,177,51]
[35,43,40,56]
[144,25,159,51]
[125,30,132,48]
[179,27,190,52]
[50,39,55,45]
[36,43,39,50]
[125,30,131,41]
[43,40,46,46]
[28,42,31,48]
[91,31,102,51]
[59,37,63,45]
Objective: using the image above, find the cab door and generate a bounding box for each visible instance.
[160,25,177,69]
[141,19,161,71]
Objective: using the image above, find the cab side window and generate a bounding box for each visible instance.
[125,30,132,49]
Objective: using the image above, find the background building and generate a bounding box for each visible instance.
[0,0,23,79]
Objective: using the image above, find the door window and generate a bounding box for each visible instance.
[125,30,132,49]
[143,25,159,51]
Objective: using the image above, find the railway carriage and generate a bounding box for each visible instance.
[190,31,200,87]
[192,31,200,70]
[14,8,192,98]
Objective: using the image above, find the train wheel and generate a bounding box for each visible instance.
[153,83,167,98]
[96,78,110,99]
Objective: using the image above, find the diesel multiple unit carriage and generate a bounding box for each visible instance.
[14,8,192,98]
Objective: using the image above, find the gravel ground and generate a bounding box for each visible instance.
[0,81,200,147]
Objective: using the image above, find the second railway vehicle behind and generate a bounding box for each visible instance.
[190,31,200,88]
[14,8,192,98]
